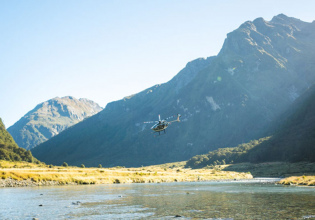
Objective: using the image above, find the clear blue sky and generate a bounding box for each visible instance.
[1,0,314,128]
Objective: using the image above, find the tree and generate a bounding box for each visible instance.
[80,164,85,168]
[62,162,68,167]
[98,164,102,168]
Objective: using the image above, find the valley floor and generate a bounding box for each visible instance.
[0,160,252,187]
[1,160,314,187]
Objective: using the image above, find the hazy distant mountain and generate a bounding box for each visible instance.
[0,118,37,162]
[8,96,103,150]
[32,14,315,167]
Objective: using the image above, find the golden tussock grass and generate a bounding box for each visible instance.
[278,176,315,186]
[0,160,252,185]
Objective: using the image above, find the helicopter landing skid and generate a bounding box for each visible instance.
[154,133,166,137]
[152,131,166,137]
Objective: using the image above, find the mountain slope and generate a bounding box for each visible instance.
[186,84,315,168]
[32,14,315,167]
[0,118,37,162]
[246,84,315,162]
[8,96,103,150]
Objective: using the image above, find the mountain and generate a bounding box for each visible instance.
[246,84,315,162]
[8,96,103,150]
[186,84,315,168]
[32,14,315,167]
[0,118,37,162]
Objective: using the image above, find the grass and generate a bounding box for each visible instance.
[0,160,252,186]
[2,160,314,186]
[0,160,47,169]
[278,176,315,186]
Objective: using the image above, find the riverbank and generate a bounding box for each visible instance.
[221,162,315,186]
[222,162,315,177]
[278,176,315,186]
[0,160,253,187]
[2,160,314,187]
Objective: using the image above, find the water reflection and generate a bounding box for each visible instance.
[0,180,314,219]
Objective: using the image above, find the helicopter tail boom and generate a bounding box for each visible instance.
[169,114,181,123]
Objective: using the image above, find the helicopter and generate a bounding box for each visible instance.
[144,114,181,135]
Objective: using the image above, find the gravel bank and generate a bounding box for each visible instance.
[0,178,78,187]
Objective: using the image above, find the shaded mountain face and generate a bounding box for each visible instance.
[0,118,37,162]
[247,84,315,163]
[32,14,315,167]
[8,96,103,150]
[186,83,315,169]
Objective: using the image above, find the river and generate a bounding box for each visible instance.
[0,178,314,219]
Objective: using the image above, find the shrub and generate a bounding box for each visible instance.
[62,162,68,167]
[113,179,120,184]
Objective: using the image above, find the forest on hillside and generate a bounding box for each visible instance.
[185,137,271,168]
[0,118,37,162]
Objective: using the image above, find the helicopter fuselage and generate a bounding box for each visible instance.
[151,120,169,132]
[145,114,181,135]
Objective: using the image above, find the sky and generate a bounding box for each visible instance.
[1,0,315,128]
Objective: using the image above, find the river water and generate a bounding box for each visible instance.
[0,178,314,220]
